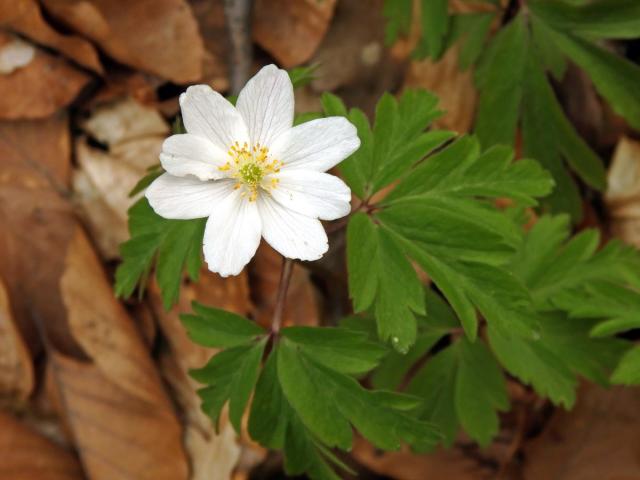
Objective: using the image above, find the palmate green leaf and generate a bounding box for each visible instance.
[505,214,640,388]
[384,136,554,207]
[280,326,387,375]
[474,14,527,148]
[278,340,441,452]
[249,351,346,480]
[408,338,509,447]
[114,198,205,309]
[351,136,550,342]
[322,90,450,200]
[191,338,266,432]
[180,302,265,348]
[541,25,640,131]
[452,13,495,70]
[372,289,457,391]
[529,0,640,40]
[347,212,425,352]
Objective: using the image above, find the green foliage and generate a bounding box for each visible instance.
[183,307,440,480]
[384,0,640,220]
[408,337,509,447]
[114,198,205,309]
[333,91,554,349]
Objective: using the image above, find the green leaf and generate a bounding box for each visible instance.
[347,213,425,351]
[447,13,495,70]
[383,0,413,44]
[307,350,441,451]
[324,90,444,199]
[409,338,508,447]
[281,326,388,375]
[407,346,458,447]
[475,14,528,148]
[545,26,640,130]
[277,341,353,450]
[455,338,509,446]
[248,351,290,449]
[611,347,640,385]
[192,339,266,433]
[488,323,577,408]
[529,0,640,40]
[418,0,449,59]
[288,64,319,88]
[129,165,162,197]
[384,136,553,207]
[180,302,265,348]
[115,198,205,309]
[372,290,454,390]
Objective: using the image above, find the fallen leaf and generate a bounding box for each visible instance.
[0,411,84,480]
[0,32,91,119]
[53,227,190,480]
[352,437,491,480]
[0,36,34,74]
[606,136,640,247]
[50,351,189,480]
[524,384,640,480]
[309,0,403,116]
[148,269,254,479]
[73,97,169,258]
[0,0,102,73]
[0,275,34,403]
[253,0,337,68]
[41,0,204,83]
[0,113,82,356]
[189,0,229,91]
[403,45,477,133]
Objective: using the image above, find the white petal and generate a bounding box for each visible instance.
[258,195,328,261]
[236,65,294,148]
[203,190,262,277]
[180,85,249,150]
[269,170,351,221]
[146,173,235,220]
[270,117,360,172]
[160,134,228,180]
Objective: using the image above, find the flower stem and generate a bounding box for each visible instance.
[271,257,294,335]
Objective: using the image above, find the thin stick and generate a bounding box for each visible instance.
[271,258,294,335]
[224,0,254,95]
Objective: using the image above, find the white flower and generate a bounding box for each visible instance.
[146,65,361,277]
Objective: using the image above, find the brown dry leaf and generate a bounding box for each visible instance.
[606,136,640,247]
[50,351,189,480]
[189,0,229,92]
[253,0,337,68]
[41,0,204,84]
[353,438,492,480]
[251,244,320,329]
[0,32,91,119]
[54,227,189,479]
[309,0,403,116]
[403,45,477,133]
[0,113,83,356]
[0,0,102,73]
[0,411,84,480]
[148,269,254,479]
[0,275,34,403]
[524,384,640,480]
[73,97,169,258]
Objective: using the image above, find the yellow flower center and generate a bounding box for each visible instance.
[219,142,282,202]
